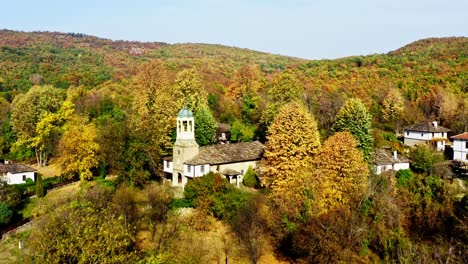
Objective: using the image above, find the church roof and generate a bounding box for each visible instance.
[403,121,450,133]
[185,141,265,165]
[178,107,193,118]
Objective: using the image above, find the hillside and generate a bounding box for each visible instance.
[0,30,302,93]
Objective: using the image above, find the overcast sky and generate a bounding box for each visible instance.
[1,0,467,59]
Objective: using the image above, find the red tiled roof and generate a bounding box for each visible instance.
[451,132,468,140]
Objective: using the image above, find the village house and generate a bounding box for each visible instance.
[371,148,410,175]
[0,161,36,185]
[451,132,468,162]
[403,121,450,151]
[163,108,264,187]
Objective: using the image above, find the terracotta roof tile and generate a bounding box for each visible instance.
[451,132,468,140]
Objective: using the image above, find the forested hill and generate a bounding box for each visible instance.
[0,29,302,92]
[0,30,466,134]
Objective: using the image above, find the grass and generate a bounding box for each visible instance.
[0,230,31,263]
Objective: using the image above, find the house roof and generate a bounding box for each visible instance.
[371,149,410,166]
[185,141,265,165]
[451,132,468,140]
[403,121,450,133]
[0,163,36,174]
[217,123,231,133]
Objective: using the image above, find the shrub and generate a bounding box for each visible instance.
[395,169,414,188]
[243,166,260,188]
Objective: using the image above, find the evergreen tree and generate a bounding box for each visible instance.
[332,98,373,160]
[36,174,44,198]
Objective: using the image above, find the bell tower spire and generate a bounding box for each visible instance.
[172,107,199,186]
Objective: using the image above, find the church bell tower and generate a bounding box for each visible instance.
[172,107,199,186]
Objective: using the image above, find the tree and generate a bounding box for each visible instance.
[36,174,44,198]
[11,85,66,166]
[261,72,304,125]
[0,202,13,225]
[144,184,173,244]
[173,68,208,113]
[58,118,99,180]
[382,89,405,133]
[194,105,217,146]
[227,65,262,99]
[25,197,137,263]
[230,119,255,142]
[232,195,268,264]
[409,144,445,174]
[310,132,369,215]
[30,101,74,166]
[262,102,320,220]
[130,60,178,181]
[332,98,373,160]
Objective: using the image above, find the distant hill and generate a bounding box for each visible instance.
[0,30,302,93]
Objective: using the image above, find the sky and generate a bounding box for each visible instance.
[1,0,467,59]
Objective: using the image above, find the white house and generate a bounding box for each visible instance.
[451,132,468,162]
[163,107,264,187]
[371,149,410,175]
[403,121,450,151]
[0,161,36,185]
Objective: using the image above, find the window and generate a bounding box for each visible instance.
[22,175,26,181]
[201,165,205,173]
[406,131,409,136]
[183,121,188,131]
[178,150,181,155]
[421,133,424,137]
[166,161,170,168]
[466,141,468,149]
[241,169,244,175]
[432,133,435,138]
[187,166,191,173]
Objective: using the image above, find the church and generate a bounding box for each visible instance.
[163,107,265,187]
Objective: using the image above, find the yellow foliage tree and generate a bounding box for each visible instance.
[310,131,369,215]
[262,102,320,219]
[173,68,208,113]
[131,60,178,159]
[58,119,99,181]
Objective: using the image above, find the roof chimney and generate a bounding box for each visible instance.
[432,121,438,128]
[393,151,397,160]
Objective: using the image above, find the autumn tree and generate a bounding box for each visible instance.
[332,98,373,160]
[227,65,262,99]
[11,85,65,165]
[228,65,263,123]
[130,60,178,182]
[310,132,369,215]
[58,118,99,181]
[262,102,320,220]
[173,68,208,113]
[194,105,217,146]
[25,192,137,263]
[261,72,304,126]
[382,88,405,133]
